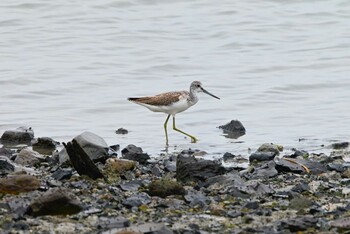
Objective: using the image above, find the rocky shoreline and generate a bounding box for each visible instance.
[1,127,350,233]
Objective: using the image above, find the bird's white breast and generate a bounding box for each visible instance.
[136,98,195,116]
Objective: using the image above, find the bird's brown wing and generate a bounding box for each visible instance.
[128,91,185,106]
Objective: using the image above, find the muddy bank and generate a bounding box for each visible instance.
[1,127,350,233]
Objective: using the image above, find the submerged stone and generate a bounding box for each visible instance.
[15,148,43,167]
[218,120,246,139]
[115,128,128,134]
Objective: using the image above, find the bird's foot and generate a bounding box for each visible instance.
[190,137,198,143]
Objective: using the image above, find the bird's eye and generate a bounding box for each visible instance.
[196,84,200,87]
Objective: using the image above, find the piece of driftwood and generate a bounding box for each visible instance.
[63,139,104,180]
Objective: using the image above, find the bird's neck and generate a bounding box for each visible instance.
[188,89,198,105]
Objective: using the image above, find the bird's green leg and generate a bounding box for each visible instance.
[172,116,198,143]
[164,114,171,145]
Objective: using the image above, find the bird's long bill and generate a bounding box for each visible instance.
[201,88,220,99]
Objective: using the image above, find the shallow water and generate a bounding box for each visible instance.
[1,0,350,157]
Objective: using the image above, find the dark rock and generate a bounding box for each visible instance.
[26,188,83,216]
[0,175,40,194]
[120,180,142,191]
[109,144,120,151]
[327,163,345,173]
[115,128,128,134]
[244,201,260,210]
[249,152,276,162]
[176,154,225,183]
[32,137,59,155]
[223,152,236,162]
[63,139,104,180]
[51,168,73,181]
[332,142,349,150]
[184,189,210,208]
[0,127,34,146]
[279,216,319,232]
[276,158,327,175]
[121,144,150,164]
[204,172,272,198]
[13,220,30,231]
[123,192,151,208]
[14,148,43,167]
[218,120,246,139]
[0,157,15,175]
[276,159,306,174]
[256,143,282,155]
[291,148,309,158]
[148,178,185,198]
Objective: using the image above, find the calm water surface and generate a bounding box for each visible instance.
[1,0,350,158]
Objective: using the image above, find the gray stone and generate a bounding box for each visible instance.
[0,127,34,146]
[120,180,142,192]
[243,161,278,179]
[184,189,210,208]
[14,148,43,167]
[123,192,151,208]
[73,131,109,163]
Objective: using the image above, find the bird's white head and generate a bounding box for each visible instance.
[190,81,220,99]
